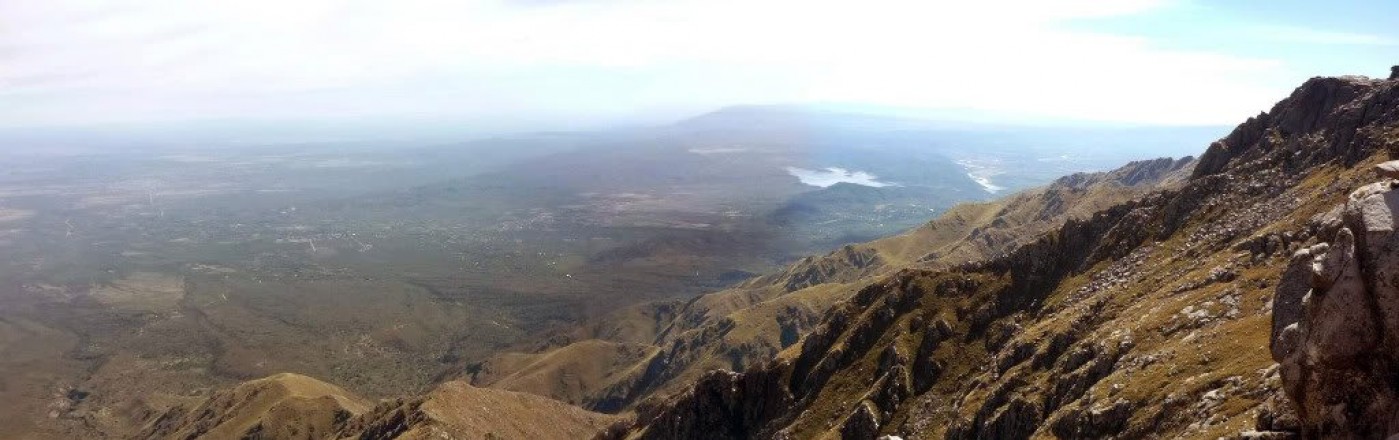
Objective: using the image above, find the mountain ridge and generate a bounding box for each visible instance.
[461,154,1190,416]
[132,69,1399,439]
[599,71,1399,439]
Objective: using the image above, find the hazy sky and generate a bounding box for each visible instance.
[2,0,1395,130]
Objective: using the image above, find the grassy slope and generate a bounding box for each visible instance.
[139,373,620,440]
[139,373,371,440]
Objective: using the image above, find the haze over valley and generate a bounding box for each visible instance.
[0,103,1225,437]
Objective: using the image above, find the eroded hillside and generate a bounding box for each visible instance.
[464,157,1192,414]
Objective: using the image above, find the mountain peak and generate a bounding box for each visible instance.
[1194,72,1397,179]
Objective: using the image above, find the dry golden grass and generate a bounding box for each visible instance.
[475,339,658,406]
[140,373,371,440]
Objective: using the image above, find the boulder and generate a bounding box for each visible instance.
[1302,227,1377,363]
[1344,181,1399,354]
[1271,180,1399,437]
[1376,160,1399,179]
[1256,394,1301,432]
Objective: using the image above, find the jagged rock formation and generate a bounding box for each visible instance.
[1269,161,1399,438]
[601,71,1399,439]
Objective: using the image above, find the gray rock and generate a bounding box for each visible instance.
[1303,227,1378,363]
[1378,160,1399,179]
[1346,185,1399,354]
[1256,393,1301,432]
[1273,178,1399,437]
[1271,250,1311,361]
[1310,206,1344,239]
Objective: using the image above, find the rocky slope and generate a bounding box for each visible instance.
[464,156,1191,414]
[600,71,1399,439]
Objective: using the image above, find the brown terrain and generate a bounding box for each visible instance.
[137,373,616,439]
[78,68,1399,438]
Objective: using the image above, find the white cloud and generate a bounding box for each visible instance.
[0,0,1296,128]
[786,167,892,188]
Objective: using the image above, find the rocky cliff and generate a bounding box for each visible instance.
[1268,162,1399,438]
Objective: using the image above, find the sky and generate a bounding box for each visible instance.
[1,0,1396,131]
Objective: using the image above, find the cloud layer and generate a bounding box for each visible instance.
[0,0,1389,128]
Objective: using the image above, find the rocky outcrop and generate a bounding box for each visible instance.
[841,402,882,440]
[1271,164,1399,438]
[605,363,794,440]
[1194,75,1398,180]
[1096,156,1196,188]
